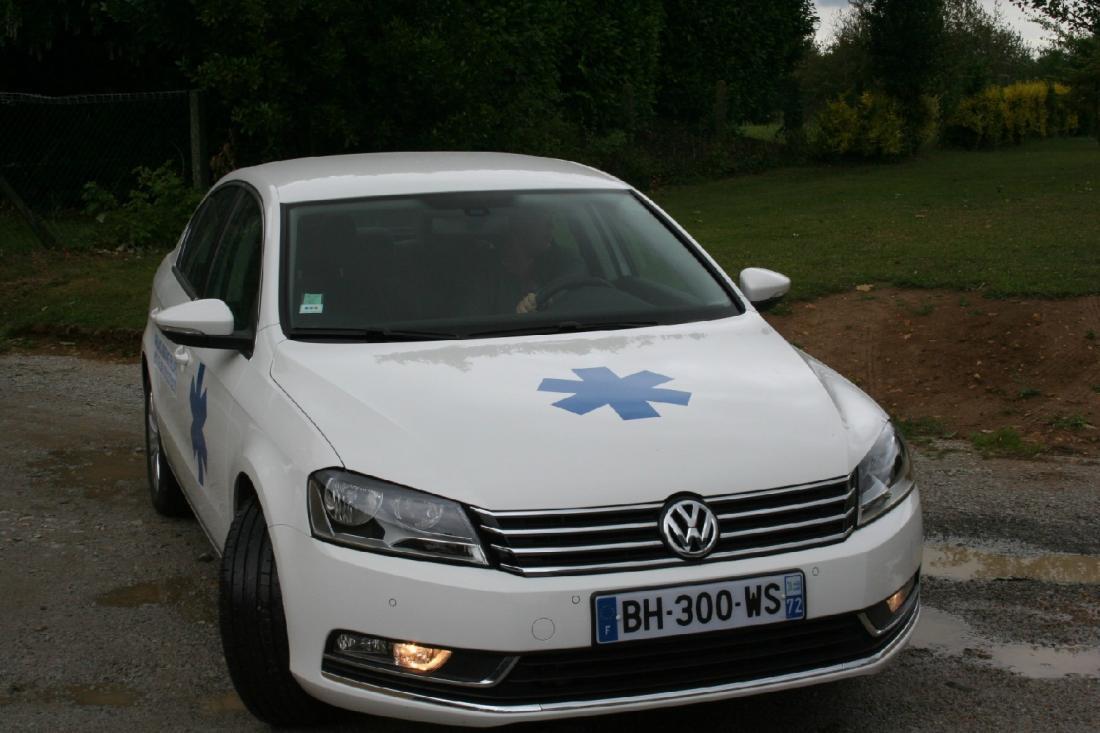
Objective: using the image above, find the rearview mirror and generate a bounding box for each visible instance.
[738,268,790,311]
[154,299,250,350]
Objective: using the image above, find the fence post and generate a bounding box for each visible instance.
[189,90,209,189]
[0,174,59,249]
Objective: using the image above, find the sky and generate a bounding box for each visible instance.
[812,0,1055,50]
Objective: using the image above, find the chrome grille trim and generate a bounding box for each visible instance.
[491,539,665,557]
[480,521,654,537]
[719,507,856,539]
[472,502,663,518]
[496,530,855,577]
[715,489,854,520]
[704,476,847,503]
[475,475,858,576]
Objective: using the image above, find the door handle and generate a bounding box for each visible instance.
[173,345,191,365]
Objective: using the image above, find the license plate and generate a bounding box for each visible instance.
[593,571,805,644]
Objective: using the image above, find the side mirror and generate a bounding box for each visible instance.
[154,299,250,350]
[738,267,790,311]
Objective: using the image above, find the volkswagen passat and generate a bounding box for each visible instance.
[141,152,921,727]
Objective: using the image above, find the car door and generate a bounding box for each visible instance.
[182,188,265,544]
[154,185,241,530]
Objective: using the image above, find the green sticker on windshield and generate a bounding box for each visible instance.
[300,293,324,314]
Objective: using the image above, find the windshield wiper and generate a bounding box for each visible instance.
[466,320,659,339]
[289,327,459,342]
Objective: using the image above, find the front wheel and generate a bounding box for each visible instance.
[143,374,190,517]
[220,495,330,727]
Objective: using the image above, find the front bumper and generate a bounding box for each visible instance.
[271,489,922,726]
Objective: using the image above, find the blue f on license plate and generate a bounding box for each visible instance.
[593,571,805,644]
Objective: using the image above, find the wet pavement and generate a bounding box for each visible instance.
[923,543,1100,585]
[912,606,1100,679]
[1,353,1098,731]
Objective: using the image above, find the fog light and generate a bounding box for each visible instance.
[330,632,452,674]
[859,573,919,637]
[334,632,390,658]
[393,642,452,672]
[885,576,916,613]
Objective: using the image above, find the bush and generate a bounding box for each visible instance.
[910,94,941,150]
[564,125,791,190]
[82,163,203,251]
[943,81,1079,148]
[808,92,910,159]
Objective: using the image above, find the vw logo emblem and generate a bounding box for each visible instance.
[660,497,719,559]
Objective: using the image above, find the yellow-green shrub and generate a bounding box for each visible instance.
[944,81,1079,148]
[809,92,907,159]
[811,98,861,156]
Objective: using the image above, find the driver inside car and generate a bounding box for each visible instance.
[497,209,586,314]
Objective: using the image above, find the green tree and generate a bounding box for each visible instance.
[863,0,947,151]
[1015,1,1100,140]
[797,7,874,116]
[559,1,664,135]
[941,0,1035,114]
[1,0,818,178]
[0,0,195,93]
[657,1,816,130]
[1010,1,1100,34]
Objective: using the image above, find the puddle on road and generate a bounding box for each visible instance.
[29,445,145,501]
[923,544,1100,585]
[95,576,216,624]
[913,606,1100,679]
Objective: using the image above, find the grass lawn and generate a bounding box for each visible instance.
[738,123,782,142]
[1,211,160,336]
[1,137,1098,339]
[0,246,161,335]
[655,136,1100,300]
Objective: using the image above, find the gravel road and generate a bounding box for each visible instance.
[1,353,1097,731]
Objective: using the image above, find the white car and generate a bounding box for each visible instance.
[141,152,921,727]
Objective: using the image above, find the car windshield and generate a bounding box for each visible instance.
[282,189,740,340]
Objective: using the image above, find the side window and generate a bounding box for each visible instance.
[177,187,240,293]
[206,194,263,331]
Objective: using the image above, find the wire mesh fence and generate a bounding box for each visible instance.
[0,90,199,252]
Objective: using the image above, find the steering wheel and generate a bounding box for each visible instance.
[535,274,615,310]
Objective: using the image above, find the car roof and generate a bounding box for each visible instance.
[224,151,630,204]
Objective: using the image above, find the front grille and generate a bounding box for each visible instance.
[322,601,916,706]
[472,476,858,576]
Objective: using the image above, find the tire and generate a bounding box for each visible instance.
[143,371,190,517]
[220,495,329,727]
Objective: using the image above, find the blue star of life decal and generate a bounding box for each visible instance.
[189,363,209,485]
[538,367,691,420]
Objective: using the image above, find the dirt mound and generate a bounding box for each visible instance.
[767,288,1100,455]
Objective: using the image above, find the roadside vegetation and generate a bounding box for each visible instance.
[970,428,1046,458]
[2,136,1096,342]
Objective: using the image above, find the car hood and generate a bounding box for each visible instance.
[270,315,884,511]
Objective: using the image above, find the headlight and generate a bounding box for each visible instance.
[308,469,488,566]
[856,422,915,525]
